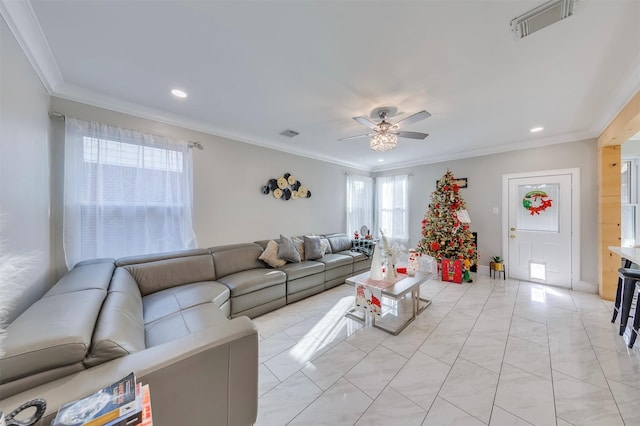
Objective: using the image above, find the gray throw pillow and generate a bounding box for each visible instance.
[278,234,301,263]
[304,235,323,260]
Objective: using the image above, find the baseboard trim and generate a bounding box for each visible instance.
[477,265,490,276]
[573,281,598,294]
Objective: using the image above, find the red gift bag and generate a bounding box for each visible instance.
[441,258,463,284]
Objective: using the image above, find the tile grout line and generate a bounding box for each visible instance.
[422,277,499,424]
[569,289,628,424]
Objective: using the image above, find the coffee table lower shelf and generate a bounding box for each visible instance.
[345,272,433,335]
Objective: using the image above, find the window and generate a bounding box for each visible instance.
[375,175,409,246]
[346,174,373,237]
[621,159,639,247]
[64,118,197,268]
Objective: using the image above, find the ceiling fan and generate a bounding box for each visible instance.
[339,109,431,152]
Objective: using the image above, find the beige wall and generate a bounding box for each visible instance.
[382,139,598,284]
[0,17,52,321]
[49,97,364,277]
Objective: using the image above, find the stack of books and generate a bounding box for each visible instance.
[51,372,153,426]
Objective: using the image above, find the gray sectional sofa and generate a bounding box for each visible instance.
[0,233,370,425]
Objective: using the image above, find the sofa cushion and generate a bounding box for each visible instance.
[84,268,145,367]
[144,303,228,348]
[44,261,115,297]
[142,281,230,324]
[258,240,287,268]
[0,289,106,384]
[115,249,209,266]
[317,253,353,269]
[336,250,366,261]
[304,235,324,260]
[327,234,353,253]
[278,260,325,280]
[212,246,265,278]
[124,254,216,296]
[216,269,287,297]
[278,234,301,263]
[208,243,263,253]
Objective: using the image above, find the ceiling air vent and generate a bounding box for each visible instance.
[280,129,300,138]
[510,0,576,39]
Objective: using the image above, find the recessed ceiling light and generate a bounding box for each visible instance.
[530,126,544,133]
[171,89,187,98]
[378,159,384,162]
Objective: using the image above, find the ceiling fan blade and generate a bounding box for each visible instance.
[392,110,431,126]
[394,131,429,140]
[338,134,371,141]
[353,116,378,130]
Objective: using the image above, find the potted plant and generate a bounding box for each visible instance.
[490,255,504,271]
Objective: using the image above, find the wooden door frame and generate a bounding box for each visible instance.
[502,169,581,287]
[598,90,640,300]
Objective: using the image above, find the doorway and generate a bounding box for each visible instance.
[502,169,580,288]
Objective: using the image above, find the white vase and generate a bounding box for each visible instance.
[369,243,384,280]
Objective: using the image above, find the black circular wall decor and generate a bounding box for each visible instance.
[261,173,311,201]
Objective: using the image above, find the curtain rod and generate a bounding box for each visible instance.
[49,111,204,150]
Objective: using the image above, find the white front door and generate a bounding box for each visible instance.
[503,170,578,287]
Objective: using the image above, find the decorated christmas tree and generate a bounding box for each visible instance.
[416,170,477,268]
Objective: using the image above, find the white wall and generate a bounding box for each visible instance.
[0,17,52,321]
[49,98,364,272]
[379,139,598,284]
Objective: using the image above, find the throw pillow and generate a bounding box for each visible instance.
[304,235,323,260]
[320,240,329,256]
[278,234,301,263]
[259,240,287,268]
[320,238,332,254]
[292,237,305,260]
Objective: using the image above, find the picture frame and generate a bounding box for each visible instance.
[454,178,468,188]
[437,177,468,188]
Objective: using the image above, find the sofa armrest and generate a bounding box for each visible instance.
[0,317,258,426]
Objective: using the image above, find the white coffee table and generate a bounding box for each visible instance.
[345,271,433,335]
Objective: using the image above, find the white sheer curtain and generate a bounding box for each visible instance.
[64,118,197,268]
[346,174,373,236]
[375,175,409,246]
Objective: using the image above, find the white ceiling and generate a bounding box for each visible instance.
[3,0,640,171]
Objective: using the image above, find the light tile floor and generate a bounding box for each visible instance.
[253,274,640,425]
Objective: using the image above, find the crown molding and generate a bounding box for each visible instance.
[0,0,62,93]
[371,130,597,172]
[593,53,640,137]
[52,83,373,172]
[53,81,598,175]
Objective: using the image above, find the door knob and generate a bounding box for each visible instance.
[510,227,516,231]
[510,235,516,238]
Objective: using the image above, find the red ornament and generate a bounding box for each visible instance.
[430,242,440,251]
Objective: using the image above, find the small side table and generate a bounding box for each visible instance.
[490,261,506,280]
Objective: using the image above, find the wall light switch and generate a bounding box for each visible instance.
[493,207,499,214]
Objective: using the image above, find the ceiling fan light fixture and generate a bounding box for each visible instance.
[370,132,398,152]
